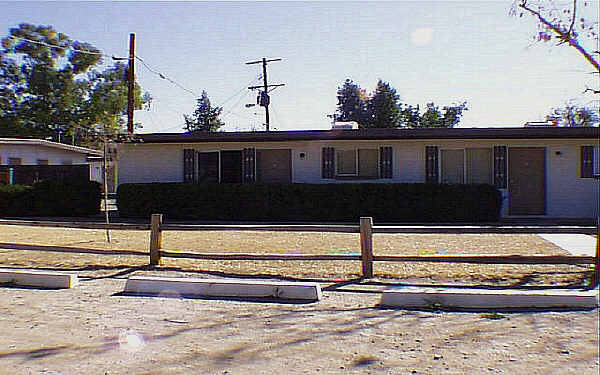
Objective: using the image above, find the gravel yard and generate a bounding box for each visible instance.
[0,225,594,286]
[0,224,597,374]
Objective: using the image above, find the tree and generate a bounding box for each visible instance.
[0,23,150,147]
[550,101,599,127]
[364,80,402,128]
[183,90,224,132]
[402,101,468,128]
[512,0,599,93]
[419,103,444,128]
[439,101,469,128]
[333,78,468,128]
[335,79,368,124]
[400,104,421,128]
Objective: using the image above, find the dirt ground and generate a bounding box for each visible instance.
[0,225,598,374]
[0,225,595,286]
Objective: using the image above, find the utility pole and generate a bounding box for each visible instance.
[127,33,135,134]
[246,58,284,131]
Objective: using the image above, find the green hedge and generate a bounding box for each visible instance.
[0,180,101,217]
[117,183,502,223]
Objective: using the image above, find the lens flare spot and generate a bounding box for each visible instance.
[119,330,145,352]
[411,27,434,46]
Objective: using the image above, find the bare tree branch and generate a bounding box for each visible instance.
[568,0,577,37]
[583,87,600,94]
[519,0,600,73]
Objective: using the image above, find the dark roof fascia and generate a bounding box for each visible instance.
[129,127,600,144]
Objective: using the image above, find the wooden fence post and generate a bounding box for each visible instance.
[360,217,374,278]
[149,214,163,266]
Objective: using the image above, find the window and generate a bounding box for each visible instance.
[430,147,495,185]
[440,149,464,183]
[323,147,392,179]
[185,148,256,184]
[8,157,22,165]
[466,148,493,184]
[359,149,379,178]
[333,148,380,178]
[581,145,599,178]
[37,159,49,165]
[197,152,219,183]
[220,150,243,183]
[336,149,357,176]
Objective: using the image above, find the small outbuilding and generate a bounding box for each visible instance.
[0,138,103,185]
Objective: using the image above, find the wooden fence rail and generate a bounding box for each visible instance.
[1,214,598,286]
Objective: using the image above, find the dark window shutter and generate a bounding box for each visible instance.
[322,147,335,178]
[242,148,256,183]
[493,146,507,188]
[379,146,393,179]
[183,149,195,182]
[425,146,439,183]
[581,146,594,178]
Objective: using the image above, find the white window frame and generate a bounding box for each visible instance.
[439,147,495,184]
[335,147,380,178]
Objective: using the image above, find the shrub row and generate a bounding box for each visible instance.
[0,179,101,217]
[117,183,502,223]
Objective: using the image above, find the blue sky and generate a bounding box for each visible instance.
[2,1,598,133]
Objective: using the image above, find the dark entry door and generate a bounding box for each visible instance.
[256,149,291,183]
[508,147,546,215]
[220,150,242,183]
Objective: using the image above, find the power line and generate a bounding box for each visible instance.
[222,90,253,120]
[269,103,284,130]
[6,35,121,60]
[135,55,200,97]
[135,55,261,106]
[217,76,261,109]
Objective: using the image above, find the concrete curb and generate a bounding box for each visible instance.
[124,276,322,301]
[0,268,78,289]
[380,287,599,309]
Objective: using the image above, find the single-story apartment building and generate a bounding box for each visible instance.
[0,138,102,165]
[116,127,599,219]
[0,138,104,186]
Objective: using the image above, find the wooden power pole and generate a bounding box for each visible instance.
[246,58,284,131]
[127,33,135,134]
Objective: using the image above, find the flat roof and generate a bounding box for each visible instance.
[0,138,103,156]
[130,127,600,144]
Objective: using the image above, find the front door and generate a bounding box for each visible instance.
[508,147,546,215]
[256,149,291,183]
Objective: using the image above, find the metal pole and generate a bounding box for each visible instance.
[127,33,135,133]
[103,139,110,243]
[262,58,270,131]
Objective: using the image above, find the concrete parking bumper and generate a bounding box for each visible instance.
[380,287,599,309]
[124,276,322,301]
